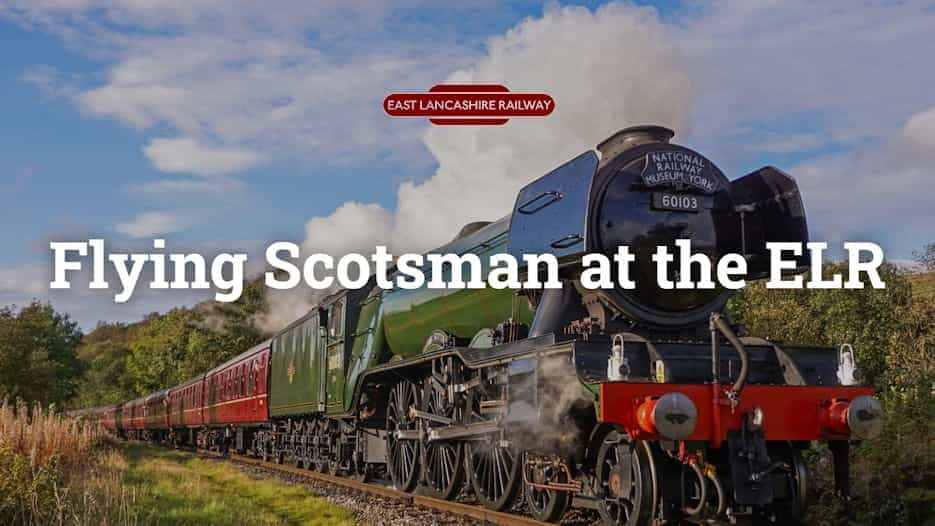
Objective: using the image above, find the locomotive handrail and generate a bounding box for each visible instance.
[518,190,563,214]
[710,313,749,400]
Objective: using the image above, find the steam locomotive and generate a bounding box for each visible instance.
[74,126,884,525]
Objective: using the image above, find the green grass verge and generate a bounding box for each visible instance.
[120,444,354,526]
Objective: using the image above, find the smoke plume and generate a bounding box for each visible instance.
[258,3,693,332]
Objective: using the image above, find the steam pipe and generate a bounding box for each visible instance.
[707,469,726,516]
[682,462,707,516]
[710,313,749,399]
[528,282,576,337]
[709,317,719,383]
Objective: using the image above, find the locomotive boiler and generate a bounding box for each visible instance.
[80,125,884,526]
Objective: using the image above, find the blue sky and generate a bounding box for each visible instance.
[1,0,933,328]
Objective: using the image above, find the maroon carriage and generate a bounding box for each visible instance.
[205,341,271,426]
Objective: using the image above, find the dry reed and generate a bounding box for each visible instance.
[0,401,138,525]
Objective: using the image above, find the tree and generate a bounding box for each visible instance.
[71,276,268,404]
[0,302,83,405]
[913,242,934,272]
[124,282,267,394]
[730,262,912,390]
[731,258,934,525]
[71,322,136,407]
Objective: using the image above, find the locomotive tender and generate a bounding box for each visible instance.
[76,126,884,525]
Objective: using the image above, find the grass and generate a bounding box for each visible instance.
[908,271,935,300]
[0,401,353,525]
[120,444,353,526]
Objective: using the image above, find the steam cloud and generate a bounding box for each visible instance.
[257,4,693,332]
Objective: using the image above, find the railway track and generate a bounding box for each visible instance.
[179,447,552,526]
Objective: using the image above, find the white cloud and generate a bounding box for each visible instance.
[143,137,261,176]
[129,176,245,199]
[20,65,78,98]
[304,3,690,254]
[263,1,935,328]
[0,267,47,296]
[6,1,479,176]
[679,0,935,165]
[791,106,935,256]
[251,3,695,328]
[901,106,935,160]
[115,211,182,238]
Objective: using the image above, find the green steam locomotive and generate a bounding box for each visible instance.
[83,125,884,526]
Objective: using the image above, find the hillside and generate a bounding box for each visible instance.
[71,277,270,408]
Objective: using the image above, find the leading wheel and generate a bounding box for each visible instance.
[467,439,522,511]
[524,454,572,523]
[386,380,421,492]
[596,431,657,526]
[762,443,808,526]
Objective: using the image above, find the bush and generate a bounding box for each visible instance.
[731,262,935,525]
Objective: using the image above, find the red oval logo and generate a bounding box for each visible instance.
[384,84,555,125]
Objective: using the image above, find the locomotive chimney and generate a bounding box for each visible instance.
[597,125,674,167]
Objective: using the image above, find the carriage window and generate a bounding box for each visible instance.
[329,299,344,338]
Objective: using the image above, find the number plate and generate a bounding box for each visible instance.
[651,193,700,213]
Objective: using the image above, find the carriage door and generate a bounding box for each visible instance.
[249,357,258,416]
[324,297,346,412]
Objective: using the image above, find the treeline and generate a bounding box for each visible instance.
[0,277,269,409]
[74,277,269,407]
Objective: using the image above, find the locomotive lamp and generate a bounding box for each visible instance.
[836,344,862,386]
[823,395,885,439]
[636,392,698,440]
[847,395,885,439]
